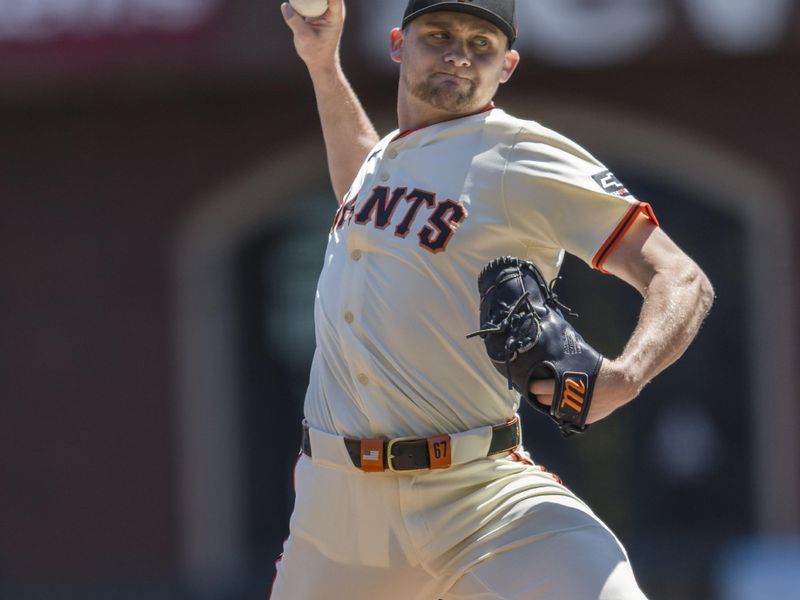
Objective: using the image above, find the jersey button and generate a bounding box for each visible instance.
[351,250,362,261]
[379,172,390,182]
[344,311,354,324]
[357,373,369,385]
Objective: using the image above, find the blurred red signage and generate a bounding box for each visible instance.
[0,0,223,71]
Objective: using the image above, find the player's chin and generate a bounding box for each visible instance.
[428,89,478,113]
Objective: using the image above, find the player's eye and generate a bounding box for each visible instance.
[472,37,491,49]
[429,32,449,41]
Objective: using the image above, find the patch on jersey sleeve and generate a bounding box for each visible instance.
[592,170,635,199]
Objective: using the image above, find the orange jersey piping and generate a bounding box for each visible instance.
[592,201,659,273]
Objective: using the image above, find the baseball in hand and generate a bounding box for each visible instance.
[289,0,329,18]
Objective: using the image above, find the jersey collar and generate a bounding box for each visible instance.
[392,103,496,142]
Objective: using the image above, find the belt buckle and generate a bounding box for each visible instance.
[387,436,425,473]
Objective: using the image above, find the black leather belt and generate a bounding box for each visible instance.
[301,417,521,473]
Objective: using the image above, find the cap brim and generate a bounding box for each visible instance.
[402,4,516,46]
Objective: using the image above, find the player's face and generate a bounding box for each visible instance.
[390,12,520,116]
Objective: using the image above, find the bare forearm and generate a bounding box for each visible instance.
[586,260,713,423]
[615,260,714,393]
[308,61,380,201]
[281,0,379,202]
[585,221,715,423]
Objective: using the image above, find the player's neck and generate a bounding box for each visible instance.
[396,92,492,134]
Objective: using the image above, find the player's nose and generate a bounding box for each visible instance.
[443,43,471,68]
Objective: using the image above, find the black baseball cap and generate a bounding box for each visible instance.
[403,0,517,48]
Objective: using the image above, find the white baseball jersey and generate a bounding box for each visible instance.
[304,106,657,440]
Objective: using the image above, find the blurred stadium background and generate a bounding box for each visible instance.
[1,1,799,598]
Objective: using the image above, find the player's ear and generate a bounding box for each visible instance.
[499,49,520,84]
[390,27,404,64]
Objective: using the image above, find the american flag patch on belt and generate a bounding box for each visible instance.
[362,450,380,462]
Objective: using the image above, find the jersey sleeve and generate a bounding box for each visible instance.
[501,125,658,272]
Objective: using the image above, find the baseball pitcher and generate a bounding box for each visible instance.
[272,1,714,598]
